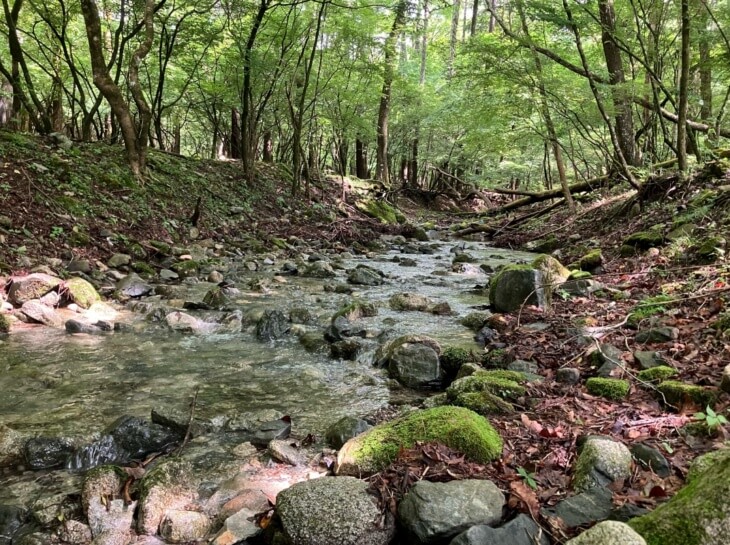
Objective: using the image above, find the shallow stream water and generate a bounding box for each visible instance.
[0,238,535,505]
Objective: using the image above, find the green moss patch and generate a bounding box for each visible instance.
[356,199,404,224]
[637,366,677,384]
[0,313,10,333]
[586,378,630,400]
[63,277,101,309]
[624,229,665,249]
[657,381,716,409]
[446,370,526,415]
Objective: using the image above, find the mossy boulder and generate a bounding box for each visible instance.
[445,370,526,415]
[573,436,632,492]
[171,260,201,279]
[440,346,477,381]
[488,265,548,313]
[624,229,665,250]
[629,447,730,545]
[63,277,101,309]
[356,199,405,224]
[656,381,716,408]
[336,406,502,476]
[531,254,570,288]
[568,270,593,280]
[459,312,491,331]
[637,366,677,384]
[576,249,604,271]
[586,378,630,400]
[525,235,559,253]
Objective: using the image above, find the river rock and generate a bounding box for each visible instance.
[165,311,209,334]
[0,505,27,545]
[387,337,441,389]
[0,424,25,468]
[107,254,131,269]
[108,415,182,461]
[137,459,197,535]
[567,521,645,545]
[202,287,231,309]
[449,514,549,545]
[116,274,153,298]
[268,439,307,466]
[398,479,504,544]
[8,274,61,305]
[57,520,93,545]
[20,300,63,327]
[276,476,395,545]
[389,292,432,312]
[65,319,105,335]
[159,510,210,543]
[24,436,74,469]
[211,509,261,545]
[633,351,667,370]
[629,446,730,545]
[302,261,335,278]
[255,310,289,340]
[489,267,547,313]
[250,417,291,448]
[573,436,632,492]
[542,486,613,528]
[67,260,92,274]
[82,465,126,520]
[336,406,502,476]
[324,417,371,450]
[347,265,384,286]
[631,443,671,478]
[30,494,77,525]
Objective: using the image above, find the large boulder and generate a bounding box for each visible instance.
[276,476,394,545]
[336,406,502,476]
[445,370,526,415]
[7,274,61,306]
[629,447,730,545]
[398,479,504,544]
[62,277,101,309]
[488,266,547,313]
[20,300,63,327]
[531,254,570,288]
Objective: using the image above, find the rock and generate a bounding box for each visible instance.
[24,436,74,469]
[82,465,126,521]
[336,406,502,476]
[116,274,153,298]
[656,380,715,408]
[489,266,547,313]
[211,509,261,545]
[0,424,25,468]
[542,486,613,528]
[330,339,362,360]
[159,269,179,281]
[388,339,441,389]
[635,327,680,343]
[20,300,64,327]
[507,359,538,375]
[0,505,27,545]
[202,287,230,309]
[49,132,73,149]
[347,265,384,286]
[159,510,210,543]
[8,274,61,305]
[389,292,432,312]
[721,363,730,394]
[137,459,197,535]
[624,230,665,250]
[208,271,224,283]
[31,494,77,525]
[107,254,131,269]
[591,344,624,377]
[39,290,61,307]
[629,447,730,545]
[276,477,394,545]
[633,351,667,370]
[531,254,570,288]
[585,378,630,400]
[0,215,12,229]
[557,368,581,384]
[151,407,207,438]
[65,320,106,335]
[302,261,336,278]
[255,310,289,340]
[631,444,671,478]
[268,439,307,466]
[67,260,92,274]
[56,519,92,544]
[449,514,549,545]
[399,479,503,544]
[573,436,632,493]
[250,417,291,448]
[567,521,645,545]
[324,417,371,450]
[460,312,491,331]
[108,415,182,461]
[474,326,498,345]
[445,371,525,415]
[165,311,209,334]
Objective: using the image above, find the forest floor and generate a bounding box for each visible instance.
[2,130,730,541]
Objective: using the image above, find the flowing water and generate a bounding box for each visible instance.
[0,238,534,505]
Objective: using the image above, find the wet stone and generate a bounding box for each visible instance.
[557,368,581,385]
[325,417,372,450]
[542,487,613,528]
[633,351,666,370]
[24,437,74,469]
[630,443,671,478]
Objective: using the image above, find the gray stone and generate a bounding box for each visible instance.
[347,265,384,286]
[561,279,603,296]
[324,417,371,450]
[542,486,613,528]
[631,443,671,478]
[0,505,26,545]
[24,436,74,469]
[635,327,679,343]
[250,418,291,448]
[398,479,504,544]
[633,351,667,370]
[165,311,209,334]
[389,292,432,312]
[67,260,92,274]
[0,425,25,468]
[490,268,547,313]
[593,344,624,378]
[474,326,498,345]
[277,477,394,545]
[108,415,182,461]
[507,360,538,374]
[116,274,152,298]
[212,508,260,545]
[330,339,362,360]
[56,519,92,545]
[303,261,336,278]
[268,439,307,466]
[49,132,73,149]
[573,436,632,493]
[567,521,645,545]
[388,341,441,389]
[159,269,179,281]
[159,510,210,543]
[65,320,104,335]
[31,494,76,526]
[255,310,289,340]
[107,254,131,268]
[557,368,581,384]
[449,514,549,545]
[86,498,135,539]
[8,274,61,305]
[137,459,197,535]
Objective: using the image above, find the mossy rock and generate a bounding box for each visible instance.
[0,313,10,333]
[620,244,638,257]
[332,300,378,322]
[637,366,677,384]
[531,254,570,286]
[271,237,289,250]
[440,346,477,379]
[481,348,511,369]
[171,260,201,279]
[527,235,559,253]
[568,270,593,280]
[693,236,726,262]
[148,240,172,256]
[356,199,405,224]
[454,391,514,416]
[629,447,730,545]
[336,406,502,476]
[586,378,630,400]
[446,370,526,415]
[624,230,665,250]
[63,277,101,309]
[577,249,603,270]
[488,264,548,312]
[657,381,716,408]
[132,262,155,276]
[459,312,491,331]
[69,229,91,247]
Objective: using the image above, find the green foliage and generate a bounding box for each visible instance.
[628,294,674,327]
[637,366,677,384]
[517,466,538,490]
[585,378,630,400]
[693,406,728,433]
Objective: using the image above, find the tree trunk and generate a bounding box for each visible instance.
[230,108,241,159]
[448,0,461,78]
[262,130,273,162]
[376,0,407,187]
[356,138,368,178]
[677,0,690,171]
[598,0,639,166]
[470,0,478,36]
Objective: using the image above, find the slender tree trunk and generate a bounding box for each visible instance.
[376,0,407,187]
[470,0,478,36]
[598,0,639,166]
[262,130,273,162]
[698,1,712,138]
[356,138,368,178]
[448,0,461,78]
[230,108,241,159]
[678,0,690,171]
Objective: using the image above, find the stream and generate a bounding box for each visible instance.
[0,236,535,507]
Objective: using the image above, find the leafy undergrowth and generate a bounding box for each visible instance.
[0,130,391,271]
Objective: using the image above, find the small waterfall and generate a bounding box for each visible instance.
[67,434,125,471]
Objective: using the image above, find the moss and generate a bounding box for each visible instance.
[569,270,593,280]
[148,240,172,255]
[531,254,570,286]
[578,249,603,270]
[341,406,502,473]
[657,381,716,408]
[356,199,404,224]
[171,260,201,279]
[586,378,630,400]
[447,372,526,402]
[637,366,677,384]
[455,391,514,415]
[713,312,730,332]
[529,235,559,253]
[624,230,665,249]
[132,261,155,275]
[64,277,101,309]
[459,312,491,331]
[620,244,638,257]
[481,348,511,369]
[694,236,725,262]
[440,346,476,379]
[332,300,378,322]
[488,264,533,304]
[271,237,289,249]
[69,229,90,247]
[0,313,10,333]
[629,447,730,545]
[628,294,673,327]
